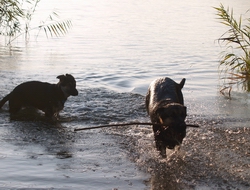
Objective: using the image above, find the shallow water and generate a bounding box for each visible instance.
[0,0,250,189]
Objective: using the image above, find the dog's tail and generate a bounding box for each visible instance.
[179,78,186,89]
[0,94,10,109]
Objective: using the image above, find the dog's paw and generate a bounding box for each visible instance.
[160,149,167,158]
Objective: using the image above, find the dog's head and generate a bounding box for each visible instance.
[156,103,187,149]
[57,74,78,97]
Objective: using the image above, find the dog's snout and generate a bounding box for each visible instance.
[71,89,78,96]
[177,120,186,128]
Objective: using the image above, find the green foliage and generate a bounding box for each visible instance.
[39,12,72,38]
[0,0,72,44]
[214,4,250,95]
[0,0,24,36]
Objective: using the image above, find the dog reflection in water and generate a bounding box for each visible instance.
[146,77,187,158]
[0,74,78,119]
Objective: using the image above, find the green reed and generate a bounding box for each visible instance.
[0,0,72,45]
[214,4,250,96]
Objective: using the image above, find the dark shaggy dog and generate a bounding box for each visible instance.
[145,77,186,157]
[0,74,78,118]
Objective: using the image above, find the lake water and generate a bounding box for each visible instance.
[0,0,249,189]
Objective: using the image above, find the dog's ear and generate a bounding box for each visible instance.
[179,78,185,89]
[57,74,66,81]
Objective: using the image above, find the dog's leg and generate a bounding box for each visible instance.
[44,107,54,118]
[159,145,167,158]
[153,125,167,158]
[44,110,59,124]
[154,137,167,158]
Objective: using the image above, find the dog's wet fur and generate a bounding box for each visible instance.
[146,77,187,157]
[0,74,78,118]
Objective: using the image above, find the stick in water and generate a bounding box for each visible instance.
[74,122,199,131]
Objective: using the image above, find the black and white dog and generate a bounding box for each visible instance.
[145,77,187,157]
[0,74,78,118]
